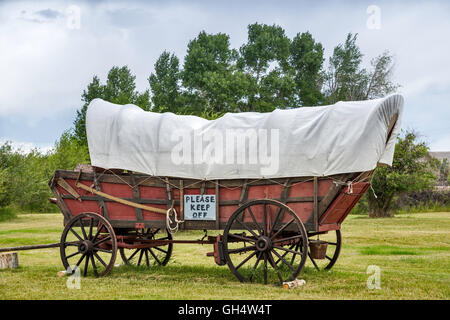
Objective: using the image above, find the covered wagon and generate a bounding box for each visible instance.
[48,94,403,284]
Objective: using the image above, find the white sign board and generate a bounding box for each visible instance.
[184,195,216,220]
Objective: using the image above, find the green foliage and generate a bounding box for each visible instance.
[73,66,151,145]
[149,51,184,113]
[0,132,89,212]
[368,130,439,217]
[323,33,398,104]
[289,32,324,106]
[0,207,17,222]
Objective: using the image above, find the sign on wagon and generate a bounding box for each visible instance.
[184,195,216,220]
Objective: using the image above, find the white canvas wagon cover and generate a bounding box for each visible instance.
[86,94,404,180]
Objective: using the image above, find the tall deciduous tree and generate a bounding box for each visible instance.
[323,33,398,104]
[368,130,438,217]
[289,31,324,106]
[238,23,293,111]
[73,66,151,145]
[182,31,248,113]
[149,51,183,113]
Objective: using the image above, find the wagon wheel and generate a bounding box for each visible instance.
[60,212,117,277]
[307,229,341,271]
[223,199,308,285]
[119,228,173,267]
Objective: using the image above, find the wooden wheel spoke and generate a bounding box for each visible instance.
[270,208,283,236]
[148,248,161,265]
[273,234,304,244]
[128,248,141,261]
[235,218,259,239]
[271,249,296,272]
[325,255,332,261]
[273,245,301,256]
[91,255,98,277]
[144,249,150,267]
[270,219,295,240]
[267,252,283,285]
[92,224,103,243]
[263,204,267,236]
[263,253,268,285]
[228,233,256,243]
[88,218,94,240]
[249,252,263,281]
[95,248,112,254]
[137,249,144,266]
[228,245,256,254]
[93,252,107,267]
[290,243,300,265]
[94,235,111,247]
[83,255,89,277]
[70,228,84,242]
[66,251,81,260]
[308,252,320,271]
[247,207,263,236]
[235,251,257,271]
[65,241,82,247]
[153,247,168,254]
[80,223,88,240]
[274,244,295,265]
[75,253,86,267]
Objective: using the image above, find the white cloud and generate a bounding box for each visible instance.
[0,138,53,154]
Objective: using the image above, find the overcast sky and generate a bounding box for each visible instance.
[0,0,449,152]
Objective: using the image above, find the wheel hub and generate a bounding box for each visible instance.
[256,236,272,252]
[78,240,94,254]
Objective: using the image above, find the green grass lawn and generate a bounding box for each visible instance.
[0,212,449,300]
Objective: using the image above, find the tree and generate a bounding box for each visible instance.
[182,31,249,113]
[367,130,438,217]
[238,23,293,111]
[149,51,183,113]
[73,66,151,145]
[289,31,324,106]
[323,33,398,104]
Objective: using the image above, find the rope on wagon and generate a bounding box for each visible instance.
[166,207,184,234]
